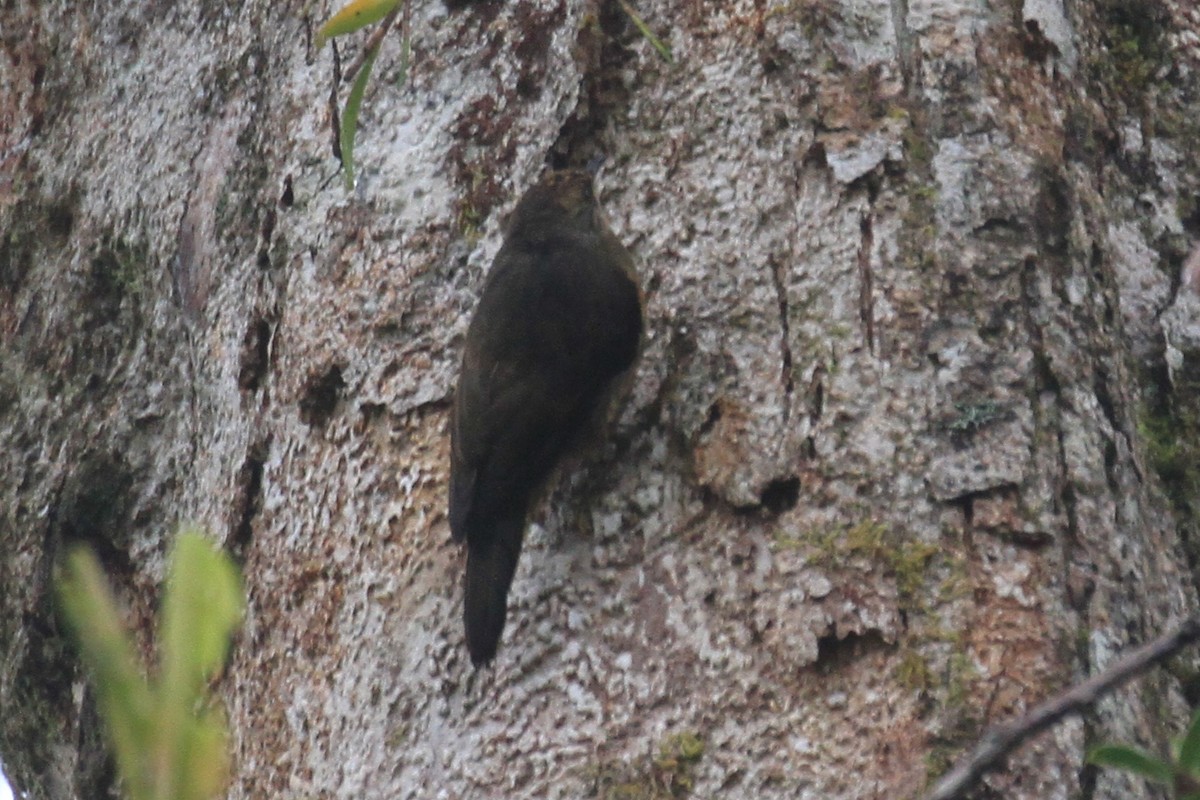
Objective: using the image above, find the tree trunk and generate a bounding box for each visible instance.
[2,0,1199,798]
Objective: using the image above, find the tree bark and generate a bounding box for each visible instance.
[2,0,1200,798]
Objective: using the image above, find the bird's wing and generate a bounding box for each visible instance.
[448,239,641,545]
[450,350,582,546]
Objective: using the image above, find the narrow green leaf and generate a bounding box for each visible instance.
[340,39,382,191]
[160,530,243,705]
[59,530,242,800]
[178,712,231,800]
[1087,744,1173,783]
[58,548,157,800]
[315,0,401,49]
[1179,708,1200,773]
[157,530,242,800]
[617,0,673,64]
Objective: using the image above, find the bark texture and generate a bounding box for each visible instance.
[3,0,1200,798]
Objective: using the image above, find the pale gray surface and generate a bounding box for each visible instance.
[2,0,1200,798]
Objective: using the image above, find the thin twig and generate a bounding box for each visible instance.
[324,0,407,181]
[327,39,343,160]
[926,615,1200,800]
[616,0,673,63]
[342,2,404,86]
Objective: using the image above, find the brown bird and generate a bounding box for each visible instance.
[449,168,643,667]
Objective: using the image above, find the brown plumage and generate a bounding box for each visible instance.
[449,169,643,667]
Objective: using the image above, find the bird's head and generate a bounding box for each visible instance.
[505,169,602,238]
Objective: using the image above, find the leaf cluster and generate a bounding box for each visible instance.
[57,529,244,800]
[315,0,403,190]
[313,0,670,189]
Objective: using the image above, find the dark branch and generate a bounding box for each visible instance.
[926,615,1200,800]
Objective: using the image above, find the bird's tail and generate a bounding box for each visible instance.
[463,513,526,667]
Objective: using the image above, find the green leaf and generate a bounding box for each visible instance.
[1087,744,1173,783]
[340,38,382,190]
[1179,708,1200,774]
[160,529,243,706]
[58,548,157,800]
[178,711,231,800]
[315,0,401,49]
[157,529,242,800]
[58,529,243,800]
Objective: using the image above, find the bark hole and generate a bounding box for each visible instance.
[857,212,876,353]
[256,207,276,269]
[53,451,136,578]
[443,0,503,16]
[808,369,825,425]
[231,438,269,558]
[814,629,890,672]
[299,365,345,427]
[279,174,294,208]
[89,240,142,322]
[238,317,272,392]
[0,223,33,297]
[45,198,76,241]
[1034,168,1070,258]
[1020,20,1059,64]
[759,476,800,515]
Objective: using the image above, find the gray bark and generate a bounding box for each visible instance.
[2,0,1200,798]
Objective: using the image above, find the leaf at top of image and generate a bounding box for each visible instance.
[340,39,383,190]
[315,0,401,49]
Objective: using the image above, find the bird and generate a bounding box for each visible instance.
[449,167,643,667]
